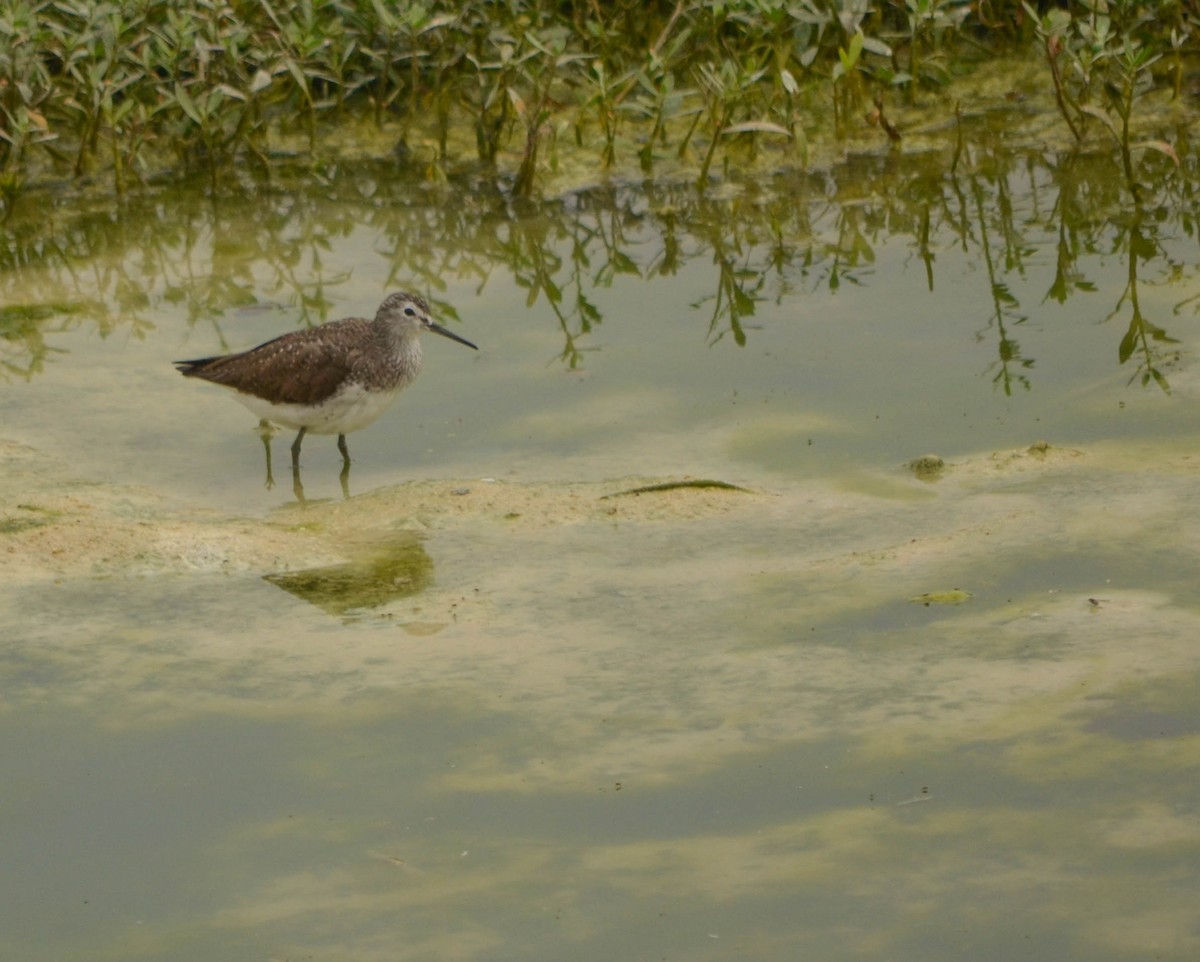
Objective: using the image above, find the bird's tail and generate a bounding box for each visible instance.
[174,357,220,376]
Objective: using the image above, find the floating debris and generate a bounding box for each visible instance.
[910,589,972,606]
[907,454,946,481]
[601,479,751,499]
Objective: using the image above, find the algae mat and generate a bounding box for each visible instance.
[2,435,1199,961]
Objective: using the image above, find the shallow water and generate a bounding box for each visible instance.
[3,107,1200,961]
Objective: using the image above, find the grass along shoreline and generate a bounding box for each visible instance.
[1,0,1196,205]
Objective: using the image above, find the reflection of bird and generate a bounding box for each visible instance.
[175,291,478,471]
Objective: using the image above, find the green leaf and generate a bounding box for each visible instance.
[250,69,273,94]
[861,35,892,58]
[732,286,755,315]
[1079,104,1118,138]
[1133,139,1179,166]
[845,30,864,65]
[1118,323,1138,363]
[173,83,202,124]
[285,59,309,98]
[722,120,791,137]
[610,251,640,276]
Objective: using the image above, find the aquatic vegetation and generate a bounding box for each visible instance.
[0,0,1194,205]
[0,2,1195,400]
[1023,0,1182,200]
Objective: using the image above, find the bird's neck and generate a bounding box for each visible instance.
[373,320,423,382]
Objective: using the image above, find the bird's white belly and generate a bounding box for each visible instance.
[233,383,402,435]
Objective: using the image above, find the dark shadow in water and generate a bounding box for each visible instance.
[263,533,432,617]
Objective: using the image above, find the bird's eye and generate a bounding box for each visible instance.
[404,307,416,316]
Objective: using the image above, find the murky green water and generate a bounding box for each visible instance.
[3,105,1200,961]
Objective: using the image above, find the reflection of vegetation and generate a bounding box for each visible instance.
[1021,1,1187,395]
[0,302,79,380]
[0,116,1195,396]
[1110,212,1180,393]
[968,171,1032,396]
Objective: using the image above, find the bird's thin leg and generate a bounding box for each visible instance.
[290,427,308,470]
[259,421,276,490]
[337,434,352,499]
[291,463,306,503]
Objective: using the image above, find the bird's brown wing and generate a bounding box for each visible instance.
[177,320,371,406]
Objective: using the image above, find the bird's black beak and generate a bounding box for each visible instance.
[429,321,478,351]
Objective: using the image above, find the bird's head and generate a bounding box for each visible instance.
[376,291,478,350]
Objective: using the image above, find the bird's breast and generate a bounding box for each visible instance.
[230,380,405,434]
